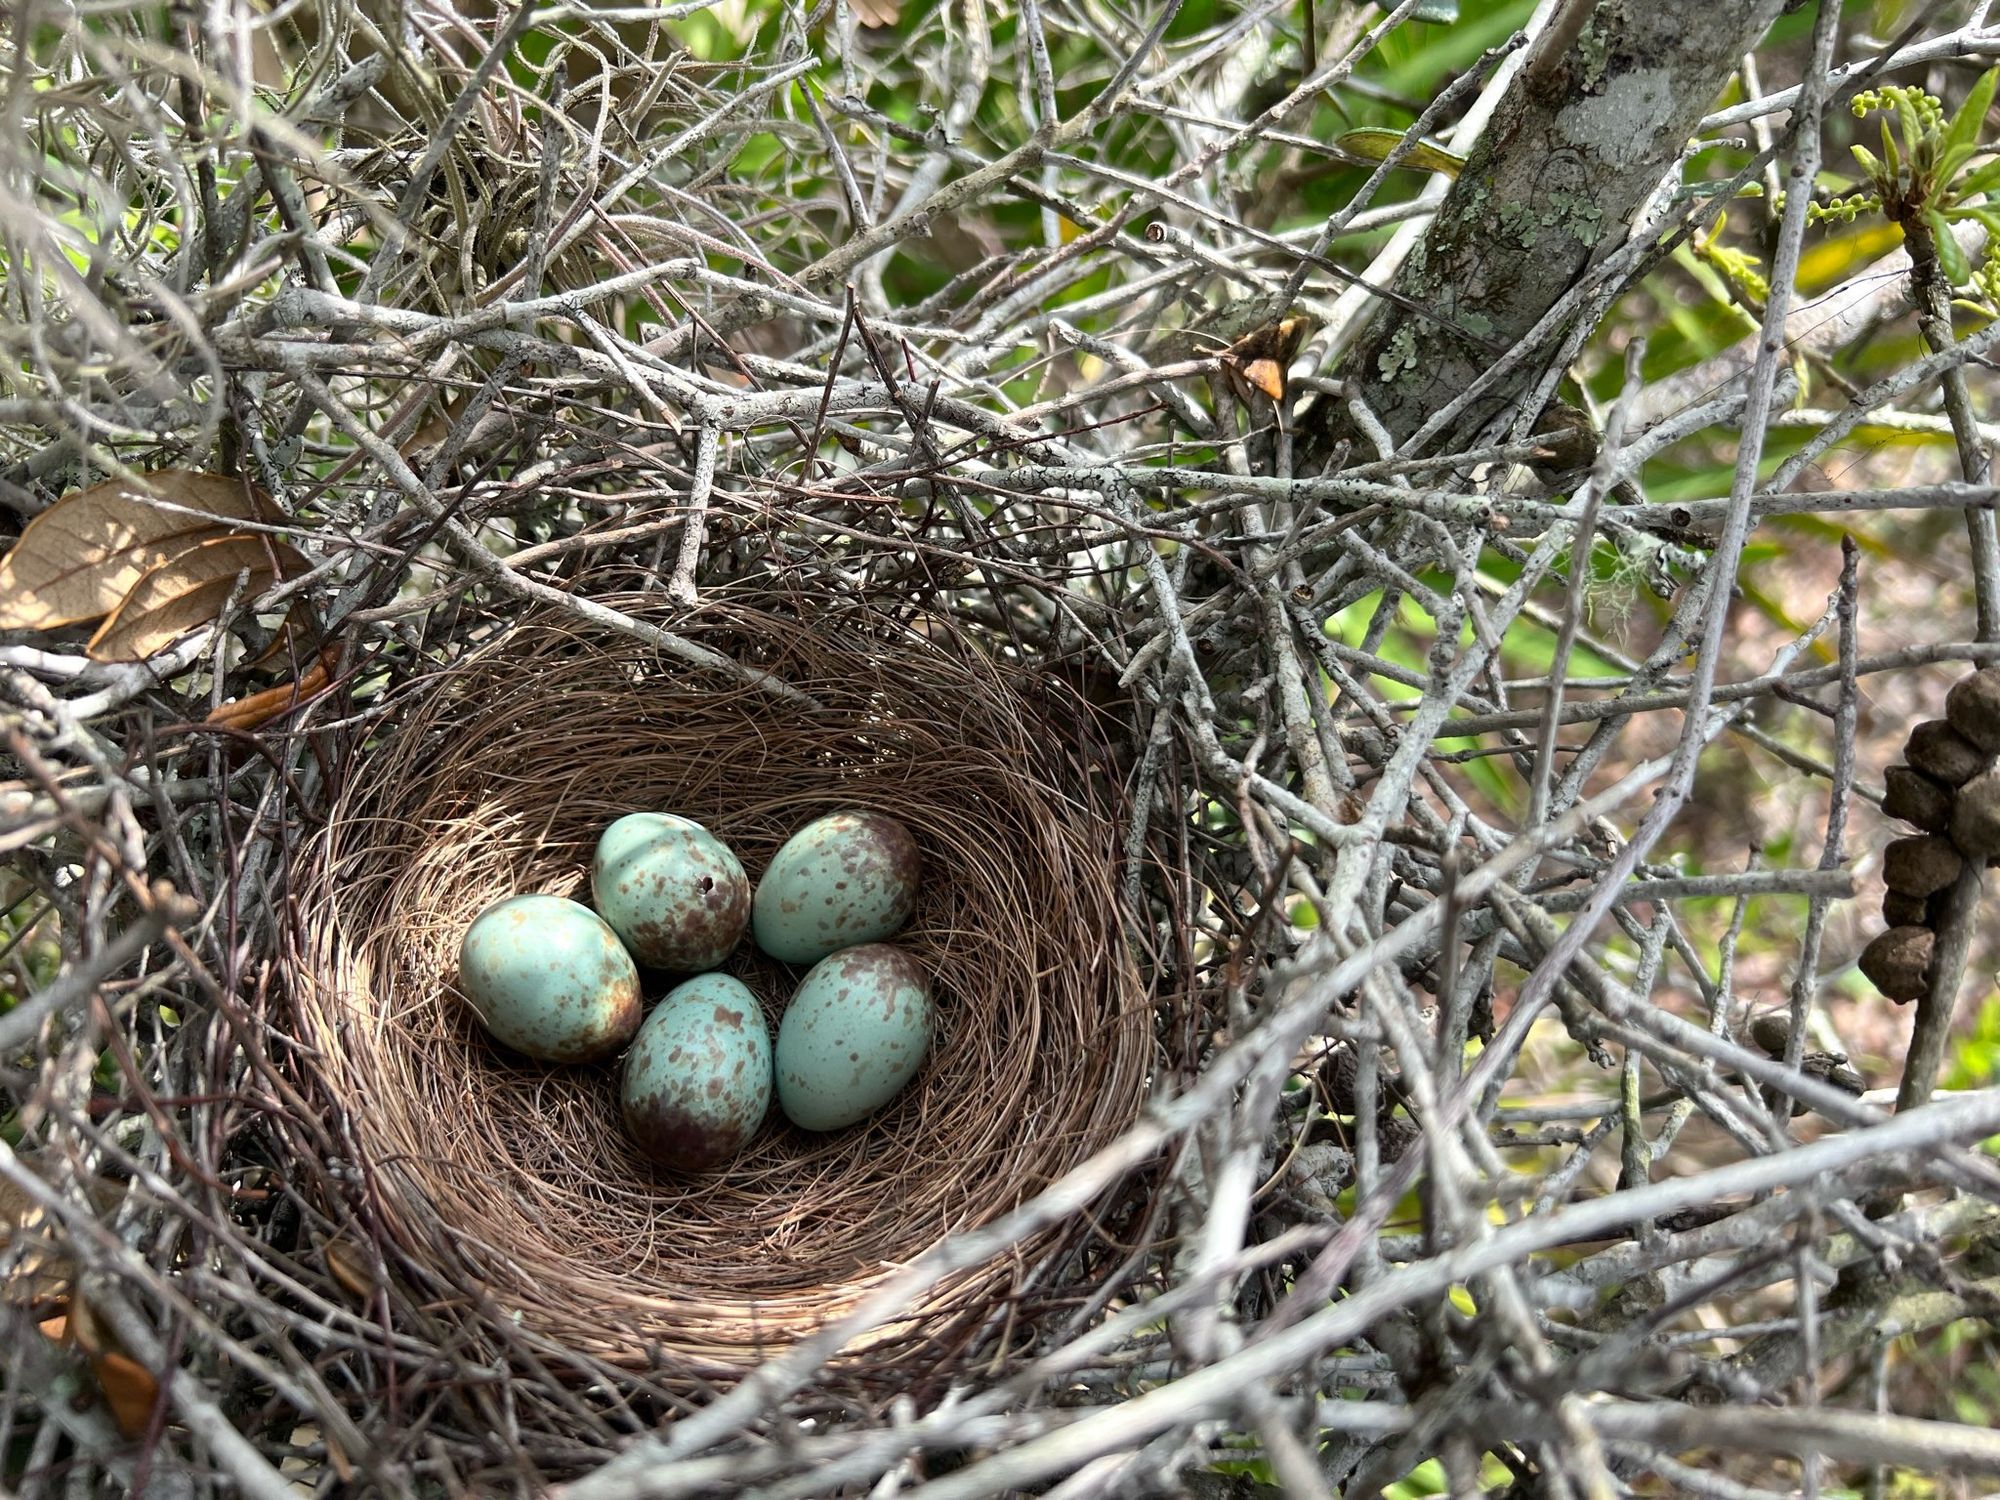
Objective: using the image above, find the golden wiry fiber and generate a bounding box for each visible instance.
[288,595,1157,1382]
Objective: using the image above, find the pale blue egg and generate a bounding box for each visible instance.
[457,894,642,1063]
[752,811,921,965]
[592,813,750,972]
[621,974,772,1170]
[775,945,932,1131]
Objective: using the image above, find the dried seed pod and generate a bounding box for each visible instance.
[1905,720,1990,787]
[1951,766,2000,860]
[1748,1012,1793,1056]
[1801,1051,1866,1101]
[1783,1052,1868,1117]
[1881,889,1929,928]
[1882,834,1964,898]
[1375,1115,1422,1163]
[1741,1015,1868,1115]
[1928,884,1961,926]
[1947,666,2000,753]
[1858,925,1933,1002]
[1883,765,1954,834]
[1322,1045,1359,1115]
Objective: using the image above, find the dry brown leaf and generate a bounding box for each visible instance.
[1220,316,1313,404]
[63,1292,161,1439]
[87,533,306,663]
[0,470,272,631]
[323,1236,378,1302]
[0,1165,124,1311]
[92,1347,161,1438]
[0,1176,73,1310]
[205,648,338,731]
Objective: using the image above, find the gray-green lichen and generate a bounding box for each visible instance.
[1577,18,1610,91]
[1377,323,1421,382]
[1309,0,1790,458]
[1541,190,1604,245]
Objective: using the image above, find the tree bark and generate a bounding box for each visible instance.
[1317,0,1790,457]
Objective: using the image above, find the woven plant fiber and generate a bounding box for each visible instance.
[290,594,1156,1383]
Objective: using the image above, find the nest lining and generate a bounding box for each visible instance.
[291,597,1155,1376]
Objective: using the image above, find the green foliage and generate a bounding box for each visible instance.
[0,892,60,1014]
[1809,70,2000,305]
[1385,1458,1451,1497]
[1943,988,2000,1091]
[1693,211,1770,301]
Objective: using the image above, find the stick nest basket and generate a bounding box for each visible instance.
[289,593,1160,1388]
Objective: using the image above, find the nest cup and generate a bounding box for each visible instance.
[292,597,1155,1382]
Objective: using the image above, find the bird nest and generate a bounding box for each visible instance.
[287,593,1160,1386]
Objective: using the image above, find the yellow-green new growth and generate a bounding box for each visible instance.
[1694,212,1770,301]
[1809,70,2000,300]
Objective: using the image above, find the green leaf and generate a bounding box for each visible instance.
[1930,206,1971,284]
[1373,0,1459,20]
[1851,142,1884,184]
[1333,128,1467,179]
[1942,68,1998,166]
[1893,90,1927,155]
[1959,206,2000,243]
[1955,156,2000,197]
[1797,219,1904,292]
[1881,120,1902,188]
[1938,142,1981,191]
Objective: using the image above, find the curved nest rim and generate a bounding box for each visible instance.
[287,593,1160,1382]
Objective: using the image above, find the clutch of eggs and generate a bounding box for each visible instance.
[454,807,936,1169]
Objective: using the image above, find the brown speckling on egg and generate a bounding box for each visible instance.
[458,894,643,1064]
[773,942,932,1130]
[620,974,773,1172]
[593,815,752,972]
[751,812,923,965]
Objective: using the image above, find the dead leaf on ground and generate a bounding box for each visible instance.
[93,1347,161,1438]
[0,1176,75,1310]
[5,1171,159,1440]
[0,470,272,631]
[87,533,307,663]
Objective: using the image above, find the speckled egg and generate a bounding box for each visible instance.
[457,894,642,1064]
[775,945,932,1131]
[591,813,750,972]
[620,974,772,1170]
[752,811,921,965]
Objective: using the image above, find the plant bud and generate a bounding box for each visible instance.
[1905,720,1989,786]
[1882,834,1963,898]
[1947,667,2000,753]
[1857,925,1932,1002]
